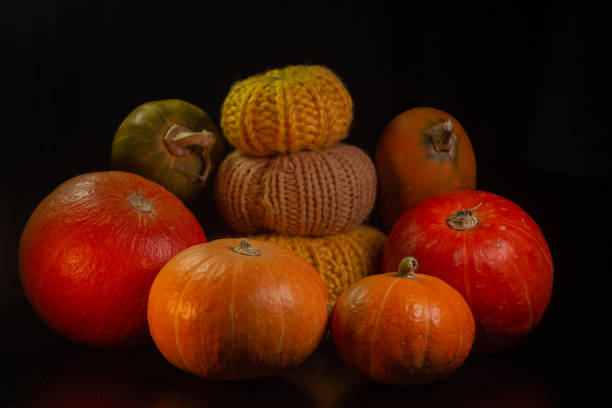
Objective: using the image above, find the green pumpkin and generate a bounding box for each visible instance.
[111,99,223,203]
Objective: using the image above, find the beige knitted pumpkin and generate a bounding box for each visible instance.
[249,224,387,304]
[214,143,377,236]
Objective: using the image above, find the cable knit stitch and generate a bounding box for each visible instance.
[214,143,377,236]
[249,224,386,304]
[221,65,353,156]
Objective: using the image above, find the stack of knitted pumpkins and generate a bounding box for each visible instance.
[214,65,386,304]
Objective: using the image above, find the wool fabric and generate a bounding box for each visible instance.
[221,65,353,156]
[249,225,387,304]
[214,143,377,236]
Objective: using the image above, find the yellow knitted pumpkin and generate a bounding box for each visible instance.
[249,225,386,304]
[221,65,353,156]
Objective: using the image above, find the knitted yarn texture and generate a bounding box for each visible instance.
[214,143,377,236]
[221,65,353,156]
[250,225,386,304]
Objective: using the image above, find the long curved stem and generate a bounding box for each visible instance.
[163,124,218,183]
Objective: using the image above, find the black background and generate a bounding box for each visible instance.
[2,1,608,407]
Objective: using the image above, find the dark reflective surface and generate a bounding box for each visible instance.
[3,330,578,408]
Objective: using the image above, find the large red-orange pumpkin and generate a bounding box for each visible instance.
[147,238,329,380]
[383,190,554,354]
[375,107,476,232]
[331,257,475,385]
[18,171,206,348]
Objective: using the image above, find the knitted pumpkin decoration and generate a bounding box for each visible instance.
[250,225,387,304]
[214,143,377,236]
[221,65,353,156]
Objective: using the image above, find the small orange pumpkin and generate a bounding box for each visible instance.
[147,238,329,380]
[331,257,475,385]
[375,107,476,232]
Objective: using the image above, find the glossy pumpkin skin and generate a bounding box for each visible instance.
[375,107,476,232]
[331,259,475,385]
[147,238,329,380]
[18,171,206,349]
[111,99,224,203]
[383,190,554,354]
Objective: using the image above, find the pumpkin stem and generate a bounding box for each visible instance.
[396,257,418,279]
[163,124,218,184]
[126,193,153,213]
[426,119,457,152]
[447,203,482,231]
[233,239,262,257]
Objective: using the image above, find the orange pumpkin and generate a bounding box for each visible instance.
[147,238,329,380]
[331,257,475,385]
[375,107,476,232]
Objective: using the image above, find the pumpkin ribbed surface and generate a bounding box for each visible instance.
[250,225,387,304]
[214,143,377,236]
[220,65,353,156]
[147,238,329,380]
[331,259,475,385]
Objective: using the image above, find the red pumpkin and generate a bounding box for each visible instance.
[383,190,553,354]
[18,171,206,348]
[331,257,475,385]
[375,107,476,232]
[147,238,329,380]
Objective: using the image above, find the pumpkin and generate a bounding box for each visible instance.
[375,107,476,232]
[382,190,554,354]
[111,99,224,203]
[18,171,206,348]
[147,238,329,380]
[214,143,377,236]
[249,224,387,304]
[331,257,475,385]
[221,65,353,156]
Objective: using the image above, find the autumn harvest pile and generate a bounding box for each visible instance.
[18,64,553,385]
